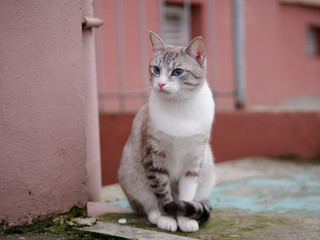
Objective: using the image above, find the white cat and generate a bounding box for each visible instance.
[118,31,216,232]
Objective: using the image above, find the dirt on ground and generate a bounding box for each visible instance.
[1,232,97,240]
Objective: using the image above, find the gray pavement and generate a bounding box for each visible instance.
[84,157,320,239]
[2,157,319,239]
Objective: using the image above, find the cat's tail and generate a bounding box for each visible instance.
[163,200,211,222]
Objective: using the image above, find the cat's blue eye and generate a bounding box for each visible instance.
[154,66,161,75]
[172,68,183,77]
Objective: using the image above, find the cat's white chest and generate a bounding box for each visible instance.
[149,83,214,137]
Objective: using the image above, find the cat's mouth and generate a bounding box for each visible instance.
[160,88,169,94]
[155,86,169,94]
[153,84,175,97]
[158,88,173,97]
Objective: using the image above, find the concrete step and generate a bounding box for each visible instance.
[86,157,320,239]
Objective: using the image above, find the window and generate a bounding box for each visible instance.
[306,26,320,57]
[162,3,191,46]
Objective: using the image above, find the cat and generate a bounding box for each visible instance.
[118,31,216,233]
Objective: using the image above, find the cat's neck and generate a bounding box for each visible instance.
[148,81,214,137]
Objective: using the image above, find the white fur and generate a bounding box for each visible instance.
[149,81,214,137]
[178,216,199,232]
[147,210,159,225]
[149,80,214,183]
[179,176,198,201]
[149,79,215,232]
[157,215,177,232]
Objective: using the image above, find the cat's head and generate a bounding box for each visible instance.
[149,31,206,100]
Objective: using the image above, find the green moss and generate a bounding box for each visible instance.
[0,205,87,235]
[68,205,88,218]
[45,223,72,234]
[99,213,157,230]
[0,218,53,234]
[97,208,307,240]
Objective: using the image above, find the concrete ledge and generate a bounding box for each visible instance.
[78,222,197,240]
[87,157,320,239]
[212,110,320,162]
[87,202,130,217]
[100,110,320,185]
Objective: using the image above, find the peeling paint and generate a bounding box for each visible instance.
[109,168,320,218]
[209,170,320,217]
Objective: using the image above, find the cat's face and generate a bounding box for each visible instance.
[149,32,207,100]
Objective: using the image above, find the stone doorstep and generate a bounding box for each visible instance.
[76,221,197,240]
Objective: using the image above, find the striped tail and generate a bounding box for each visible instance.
[163,200,212,222]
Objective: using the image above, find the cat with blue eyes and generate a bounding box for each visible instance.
[118,31,216,232]
[153,66,183,76]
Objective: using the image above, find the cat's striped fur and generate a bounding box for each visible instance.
[118,32,216,233]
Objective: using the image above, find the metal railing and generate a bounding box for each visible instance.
[97,0,246,111]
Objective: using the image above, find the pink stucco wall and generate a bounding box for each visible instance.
[97,0,161,111]
[245,0,320,106]
[99,110,320,185]
[0,0,87,227]
[97,0,320,110]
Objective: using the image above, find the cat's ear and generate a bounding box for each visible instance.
[184,37,206,63]
[149,31,166,52]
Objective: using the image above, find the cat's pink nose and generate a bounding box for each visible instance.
[158,82,166,89]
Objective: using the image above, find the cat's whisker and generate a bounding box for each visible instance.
[174,90,188,106]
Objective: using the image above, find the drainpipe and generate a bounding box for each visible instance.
[232,0,246,108]
[81,0,104,201]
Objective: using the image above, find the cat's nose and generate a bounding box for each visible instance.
[157,82,166,89]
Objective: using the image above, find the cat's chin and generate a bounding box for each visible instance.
[154,89,174,98]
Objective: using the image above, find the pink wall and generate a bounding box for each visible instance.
[100,110,320,185]
[246,0,320,106]
[97,0,320,110]
[98,0,160,111]
[97,0,227,110]
[0,1,87,227]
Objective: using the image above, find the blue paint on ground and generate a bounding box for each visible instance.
[109,169,320,217]
[108,199,131,209]
[209,170,320,217]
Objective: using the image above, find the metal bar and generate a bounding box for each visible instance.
[116,0,126,111]
[99,91,146,98]
[159,0,165,37]
[138,0,149,103]
[81,0,102,201]
[212,91,235,98]
[232,0,246,108]
[208,0,216,90]
[82,17,104,29]
[99,90,233,99]
[93,0,106,111]
[183,0,191,45]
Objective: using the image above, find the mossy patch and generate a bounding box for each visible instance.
[98,208,320,240]
[0,205,87,235]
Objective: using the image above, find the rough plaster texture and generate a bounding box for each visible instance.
[0,0,87,227]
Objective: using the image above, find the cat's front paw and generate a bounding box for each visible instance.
[157,215,177,232]
[147,210,159,225]
[178,216,199,232]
